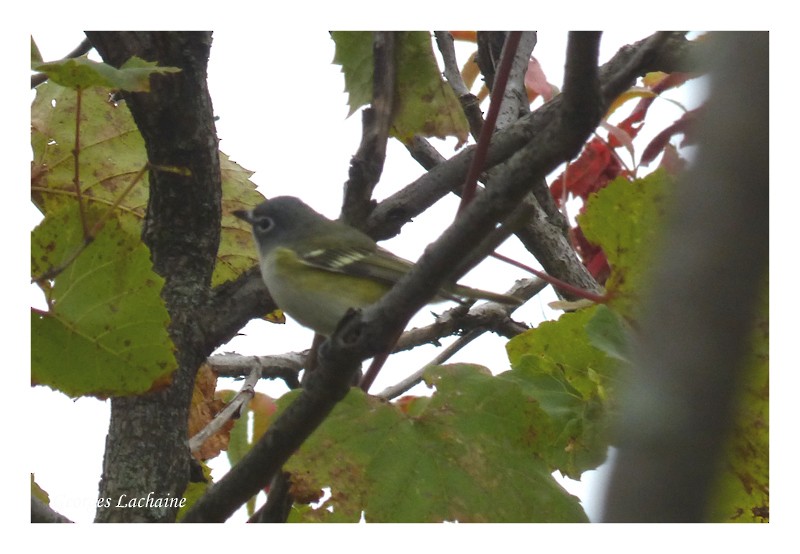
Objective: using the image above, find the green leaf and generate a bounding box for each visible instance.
[282,364,587,522]
[585,304,631,362]
[31,474,50,504]
[31,37,43,65]
[31,81,149,218]
[578,170,671,316]
[177,461,212,520]
[331,31,373,117]
[706,285,769,522]
[31,81,263,287]
[31,205,175,397]
[223,391,277,516]
[391,32,469,144]
[331,31,469,145]
[32,55,180,91]
[215,153,265,286]
[506,307,618,478]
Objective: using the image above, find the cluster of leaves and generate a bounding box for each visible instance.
[31,51,177,397]
[30,44,265,398]
[550,70,701,282]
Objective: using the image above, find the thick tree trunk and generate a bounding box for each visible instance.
[85,31,221,522]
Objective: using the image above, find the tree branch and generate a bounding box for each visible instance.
[207,352,303,389]
[495,32,537,129]
[341,31,397,228]
[458,31,522,211]
[189,366,262,454]
[201,267,277,352]
[365,32,698,242]
[435,31,484,140]
[85,31,220,523]
[601,32,769,522]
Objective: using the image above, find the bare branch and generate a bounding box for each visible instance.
[365,32,698,242]
[208,352,303,389]
[341,31,397,228]
[458,31,522,211]
[189,367,262,454]
[435,31,484,140]
[377,327,485,400]
[496,31,537,129]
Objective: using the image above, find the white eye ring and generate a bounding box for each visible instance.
[254,215,274,234]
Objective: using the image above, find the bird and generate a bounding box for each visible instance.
[234,196,521,336]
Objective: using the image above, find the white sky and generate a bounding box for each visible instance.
[10,11,795,551]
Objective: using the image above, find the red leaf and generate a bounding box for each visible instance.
[571,226,610,283]
[651,72,694,94]
[641,107,702,166]
[607,96,652,149]
[550,139,623,203]
[608,72,697,150]
[658,143,687,175]
[525,57,557,103]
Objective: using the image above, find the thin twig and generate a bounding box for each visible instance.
[378,275,543,398]
[207,352,303,389]
[377,327,486,400]
[491,251,607,304]
[434,31,484,140]
[188,366,262,454]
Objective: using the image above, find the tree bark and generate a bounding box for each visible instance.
[85,31,221,522]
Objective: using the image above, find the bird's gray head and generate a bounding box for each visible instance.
[233,196,325,255]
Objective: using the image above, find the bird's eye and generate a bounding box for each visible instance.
[254,215,274,233]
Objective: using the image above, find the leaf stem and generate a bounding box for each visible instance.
[72,87,90,238]
[491,251,608,304]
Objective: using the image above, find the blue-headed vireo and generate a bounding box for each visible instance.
[234,196,521,336]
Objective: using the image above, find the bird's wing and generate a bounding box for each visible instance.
[298,245,412,286]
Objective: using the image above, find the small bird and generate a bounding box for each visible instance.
[234,196,521,336]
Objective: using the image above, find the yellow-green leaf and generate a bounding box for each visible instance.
[33,55,180,92]
[331,31,469,145]
[31,205,176,398]
[282,364,588,522]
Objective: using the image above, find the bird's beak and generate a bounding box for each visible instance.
[232,209,254,224]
